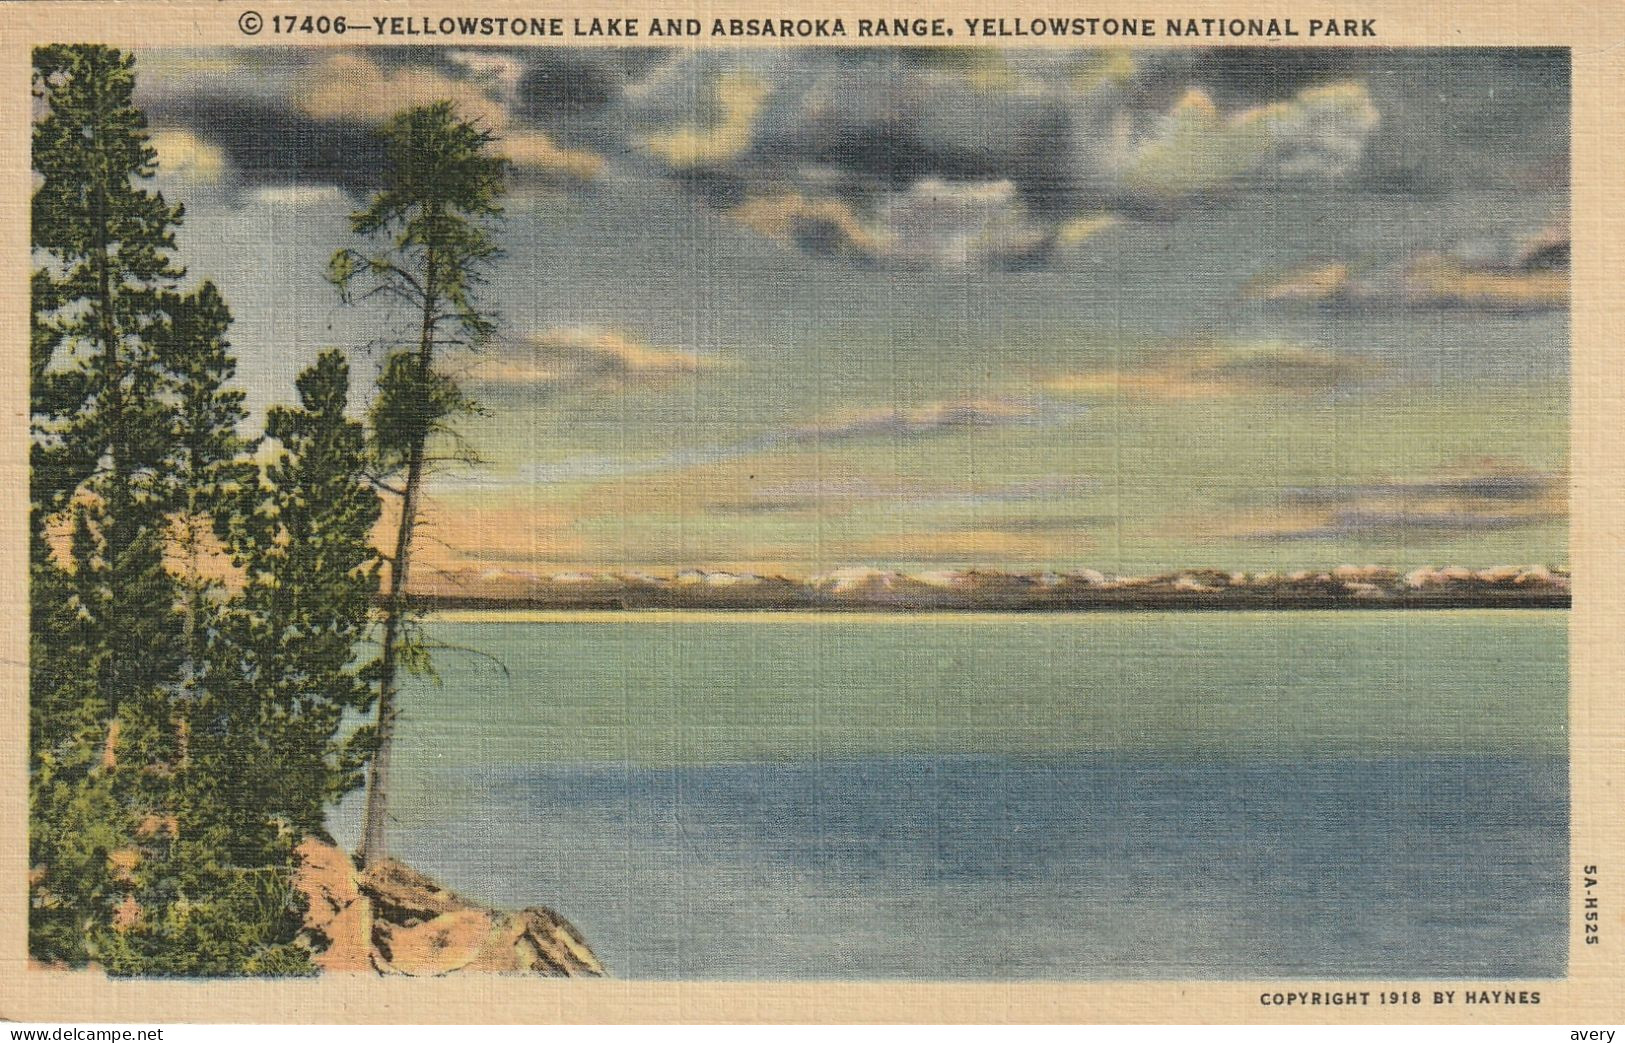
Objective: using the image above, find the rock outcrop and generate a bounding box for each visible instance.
[294,838,604,977]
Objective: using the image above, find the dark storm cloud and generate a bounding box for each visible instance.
[155,94,385,192]
[614,47,1393,264]
[1336,48,1569,195]
[138,51,387,192]
[138,47,1569,268]
[513,49,670,120]
[1163,48,1371,104]
[740,52,1076,196]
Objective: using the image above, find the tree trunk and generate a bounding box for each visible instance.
[358,443,422,867]
[91,57,130,733]
[360,244,439,869]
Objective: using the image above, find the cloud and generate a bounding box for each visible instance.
[513,396,1080,485]
[138,51,605,192]
[605,469,1099,522]
[643,72,767,168]
[534,327,703,377]
[520,446,743,485]
[852,527,1092,564]
[696,473,1097,519]
[1395,253,1568,312]
[138,51,391,191]
[457,358,572,387]
[796,399,1050,440]
[733,179,1051,269]
[298,53,496,125]
[381,497,583,577]
[247,184,347,208]
[631,51,1077,263]
[1246,221,1570,314]
[730,192,892,261]
[513,49,670,122]
[1044,343,1380,400]
[445,50,527,99]
[624,50,1387,267]
[1243,462,1566,542]
[1243,263,1354,304]
[138,48,1566,270]
[498,134,604,181]
[873,179,1050,268]
[465,327,707,392]
[1248,255,1568,314]
[153,94,389,193]
[1110,82,1379,206]
[1055,214,1119,247]
[297,54,603,182]
[1517,223,1570,271]
[947,515,1112,534]
[1282,466,1562,507]
[148,129,225,183]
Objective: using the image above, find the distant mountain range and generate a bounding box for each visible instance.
[412,564,1571,611]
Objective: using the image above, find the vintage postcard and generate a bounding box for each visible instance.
[3,0,1623,1026]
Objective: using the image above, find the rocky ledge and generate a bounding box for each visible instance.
[294,838,605,977]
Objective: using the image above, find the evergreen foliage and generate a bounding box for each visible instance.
[219,351,383,841]
[29,45,380,975]
[329,101,508,867]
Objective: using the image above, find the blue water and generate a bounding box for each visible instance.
[328,612,1568,979]
[336,752,1567,979]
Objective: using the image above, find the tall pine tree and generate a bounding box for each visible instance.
[216,351,382,844]
[30,43,191,966]
[330,102,508,867]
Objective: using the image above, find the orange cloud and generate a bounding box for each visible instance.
[731,192,892,259]
[1242,263,1353,303]
[1246,229,1569,314]
[1044,344,1379,400]
[464,327,708,391]
[1401,253,1567,311]
[851,527,1091,565]
[375,495,584,592]
[149,129,226,184]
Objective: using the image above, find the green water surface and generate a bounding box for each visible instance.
[392,610,1567,767]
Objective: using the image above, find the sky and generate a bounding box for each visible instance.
[129,46,1569,582]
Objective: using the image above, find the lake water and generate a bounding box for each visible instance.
[330,610,1568,980]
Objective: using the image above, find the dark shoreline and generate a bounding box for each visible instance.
[409,565,1571,613]
[412,592,1570,612]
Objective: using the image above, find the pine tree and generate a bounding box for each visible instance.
[157,280,251,836]
[94,354,379,977]
[330,102,508,867]
[30,43,190,966]
[161,281,250,663]
[31,41,189,761]
[97,353,380,977]
[217,351,382,841]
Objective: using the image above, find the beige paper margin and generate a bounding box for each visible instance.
[0,0,1619,1024]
